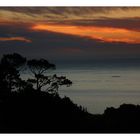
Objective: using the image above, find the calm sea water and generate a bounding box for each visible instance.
[54,64,140,114]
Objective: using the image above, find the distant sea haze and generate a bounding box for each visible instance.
[56,62,140,114]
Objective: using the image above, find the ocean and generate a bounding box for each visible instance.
[54,62,140,114]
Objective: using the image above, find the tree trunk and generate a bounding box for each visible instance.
[36,77,39,91]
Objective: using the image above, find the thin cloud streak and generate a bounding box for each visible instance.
[0,37,32,43]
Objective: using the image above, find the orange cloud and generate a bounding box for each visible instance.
[31,24,140,44]
[0,37,31,43]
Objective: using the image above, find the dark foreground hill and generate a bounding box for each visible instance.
[0,90,140,133]
[0,90,93,133]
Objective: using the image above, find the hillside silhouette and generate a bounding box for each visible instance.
[0,53,140,133]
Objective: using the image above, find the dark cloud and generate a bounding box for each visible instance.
[58,17,140,31]
[1,7,138,14]
[0,7,114,15]
[0,7,140,23]
[89,18,140,31]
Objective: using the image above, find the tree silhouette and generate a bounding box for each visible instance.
[27,59,55,91]
[0,53,26,94]
[0,53,72,96]
[27,59,72,93]
[1,53,26,70]
[46,74,72,94]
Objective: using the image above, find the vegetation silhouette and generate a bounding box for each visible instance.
[27,59,55,91]
[0,53,140,133]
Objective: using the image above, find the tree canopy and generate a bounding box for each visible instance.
[27,59,72,93]
[0,53,72,95]
[0,53,26,95]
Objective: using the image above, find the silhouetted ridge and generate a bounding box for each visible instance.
[0,90,91,133]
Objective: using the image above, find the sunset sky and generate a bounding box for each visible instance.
[0,7,140,64]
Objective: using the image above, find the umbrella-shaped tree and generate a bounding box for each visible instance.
[27,59,72,93]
